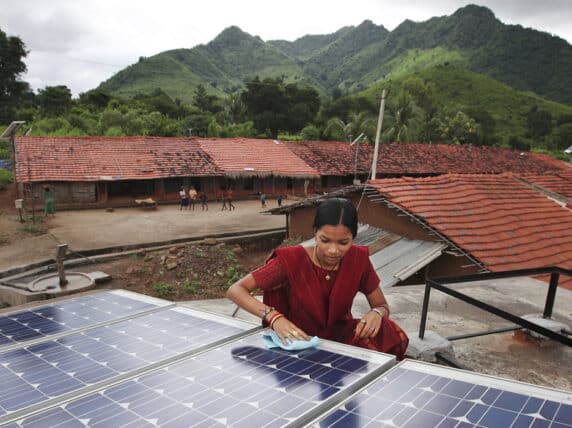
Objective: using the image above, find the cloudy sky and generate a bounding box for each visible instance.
[2,0,571,97]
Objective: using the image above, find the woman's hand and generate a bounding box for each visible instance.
[272,316,311,345]
[354,309,384,340]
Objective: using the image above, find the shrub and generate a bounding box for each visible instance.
[153,282,175,297]
[0,169,13,187]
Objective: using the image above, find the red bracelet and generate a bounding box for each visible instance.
[269,313,284,329]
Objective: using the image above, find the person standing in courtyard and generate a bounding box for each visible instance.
[199,191,208,211]
[227,189,235,211]
[227,197,408,360]
[188,186,198,211]
[260,192,266,208]
[277,194,283,207]
[221,190,228,211]
[179,186,189,211]
[44,186,55,217]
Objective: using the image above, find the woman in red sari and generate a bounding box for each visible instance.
[227,198,408,359]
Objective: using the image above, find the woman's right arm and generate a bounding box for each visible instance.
[226,273,270,320]
[227,273,311,343]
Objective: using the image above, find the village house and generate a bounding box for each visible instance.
[12,135,570,210]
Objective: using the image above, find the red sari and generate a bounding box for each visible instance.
[252,245,408,360]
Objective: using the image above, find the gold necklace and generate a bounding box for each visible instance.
[314,246,340,280]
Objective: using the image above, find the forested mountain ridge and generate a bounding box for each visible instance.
[98,4,572,106]
[99,26,323,101]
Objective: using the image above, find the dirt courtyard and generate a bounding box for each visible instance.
[0,195,286,271]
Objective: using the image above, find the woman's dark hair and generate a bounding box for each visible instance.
[312,198,358,238]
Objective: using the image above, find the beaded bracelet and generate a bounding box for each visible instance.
[269,313,284,329]
[261,306,275,322]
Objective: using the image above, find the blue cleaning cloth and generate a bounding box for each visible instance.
[262,330,321,351]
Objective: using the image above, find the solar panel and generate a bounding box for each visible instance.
[313,360,572,427]
[0,290,170,349]
[5,331,395,427]
[0,306,256,421]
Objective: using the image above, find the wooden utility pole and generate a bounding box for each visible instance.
[371,89,387,180]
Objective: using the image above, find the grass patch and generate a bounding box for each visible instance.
[181,279,201,294]
[152,282,175,297]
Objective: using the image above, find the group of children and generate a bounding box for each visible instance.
[181,187,285,211]
[179,186,208,211]
[260,192,283,208]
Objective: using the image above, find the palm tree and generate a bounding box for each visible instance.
[383,91,422,142]
[325,111,375,142]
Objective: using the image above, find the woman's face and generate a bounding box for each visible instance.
[314,224,353,267]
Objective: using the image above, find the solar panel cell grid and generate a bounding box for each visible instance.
[0,290,169,348]
[10,332,394,427]
[316,361,572,428]
[0,307,250,417]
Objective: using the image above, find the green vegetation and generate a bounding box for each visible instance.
[279,236,304,248]
[181,279,200,294]
[225,265,244,287]
[0,169,12,187]
[152,282,175,297]
[350,65,572,153]
[19,219,47,235]
[0,28,31,124]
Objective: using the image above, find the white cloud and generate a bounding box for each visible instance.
[1,0,571,97]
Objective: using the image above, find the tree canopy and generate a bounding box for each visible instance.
[0,28,30,123]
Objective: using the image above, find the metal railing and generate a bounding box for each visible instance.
[419,266,572,347]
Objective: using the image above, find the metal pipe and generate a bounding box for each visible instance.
[447,326,522,341]
[544,272,559,319]
[418,283,431,339]
[435,352,471,371]
[429,280,572,347]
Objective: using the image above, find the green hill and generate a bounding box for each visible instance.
[97,4,572,107]
[356,65,572,142]
[99,26,322,100]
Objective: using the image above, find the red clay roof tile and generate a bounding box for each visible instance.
[287,141,570,176]
[14,136,223,182]
[518,171,572,200]
[196,138,318,177]
[368,173,572,275]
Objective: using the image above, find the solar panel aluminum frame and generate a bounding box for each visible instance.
[0,304,261,426]
[306,359,572,427]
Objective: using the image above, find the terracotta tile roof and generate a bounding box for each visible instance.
[15,136,222,182]
[196,138,319,178]
[285,140,371,176]
[368,174,572,277]
[518,171,572,200]
[286,141,570,176]
[14,136,570,182]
